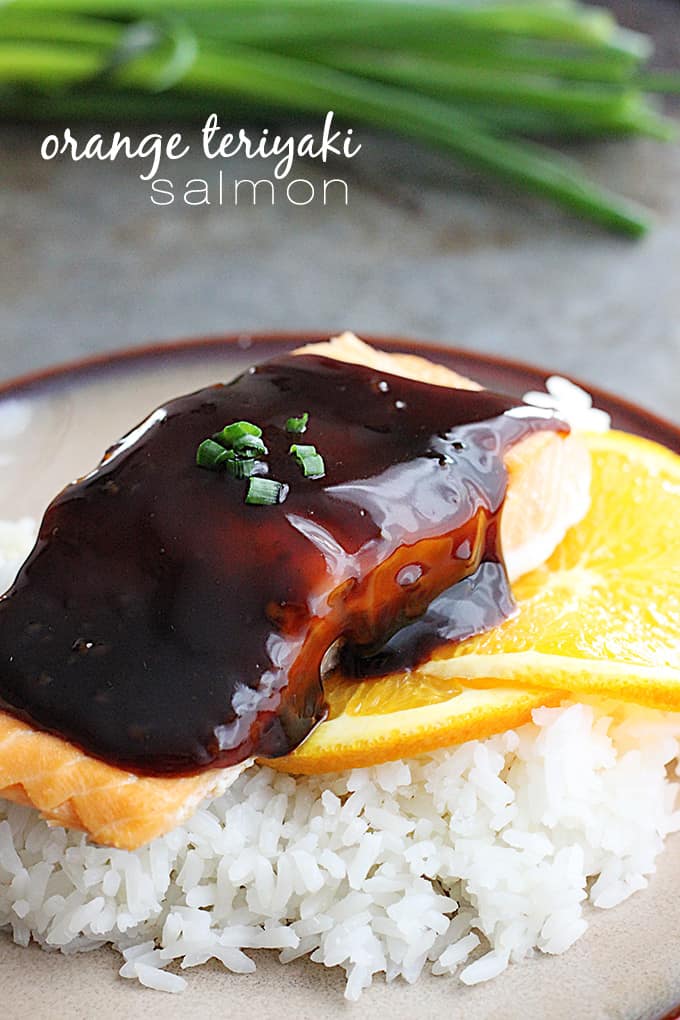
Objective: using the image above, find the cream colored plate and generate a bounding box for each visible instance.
[1,337,678,1020]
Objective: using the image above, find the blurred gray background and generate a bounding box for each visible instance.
[1,1,679,422]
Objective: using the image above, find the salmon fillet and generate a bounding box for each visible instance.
[0,335,590,849]
[296,335,592,583]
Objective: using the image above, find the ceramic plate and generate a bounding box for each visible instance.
[1,334,679,1020]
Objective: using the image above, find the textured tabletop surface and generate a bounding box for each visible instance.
[1,3,679,425]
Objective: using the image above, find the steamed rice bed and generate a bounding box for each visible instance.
[1,381,678,999]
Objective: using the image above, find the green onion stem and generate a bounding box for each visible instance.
[636,71,680,95]
[0,14,122,47]
[116,43,658,236]
[0,87,255,121]
[0,43,102,85]
[184,11,650,65]
[0,86,655,142]
[0,15,648,93]
[0,11,647,81]
[312,49,655,117]
[419,102,667,140]
[277,37,642,85]
[0,1,676,236]
[0,1,623,45]
[311,50,674,140]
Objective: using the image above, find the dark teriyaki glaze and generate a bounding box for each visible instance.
[340,561,516,679]
[0,354,566,775]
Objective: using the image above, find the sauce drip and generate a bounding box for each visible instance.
[0,354,565,775]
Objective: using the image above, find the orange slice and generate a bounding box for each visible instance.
[268,431,680,776]
[429,430,680,702]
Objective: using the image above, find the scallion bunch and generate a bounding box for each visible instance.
[0,0,678,235]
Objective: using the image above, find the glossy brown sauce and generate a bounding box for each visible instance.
[0,354,565,775]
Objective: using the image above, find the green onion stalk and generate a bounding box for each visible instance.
[0,1,678,236]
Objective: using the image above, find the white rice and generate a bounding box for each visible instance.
[523,375,611,433]
[3,376,672,1001]
[2,703,679,999]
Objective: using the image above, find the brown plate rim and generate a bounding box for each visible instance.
[1,331,678,452]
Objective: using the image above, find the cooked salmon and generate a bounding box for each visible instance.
[296,335,591,585]
[0,335,590,849]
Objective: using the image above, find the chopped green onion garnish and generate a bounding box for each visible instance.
[289,443,326,479]
[286,412,309,434]
[226,457,264,480]
[245,477,287,506]
[299,453,326,478]
[213,420,262,447]
[289,443,316,460]
[232,434,268,458]
[196,439,231,470]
